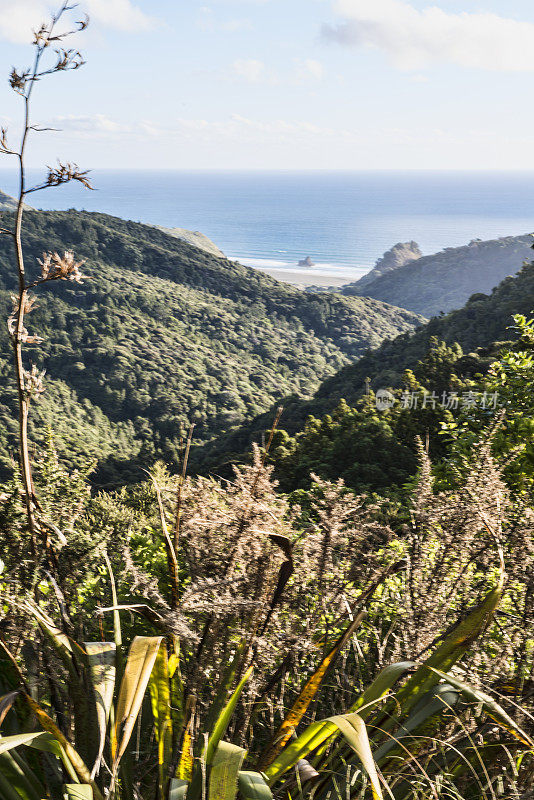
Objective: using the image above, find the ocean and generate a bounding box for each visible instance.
[1,169,534,282]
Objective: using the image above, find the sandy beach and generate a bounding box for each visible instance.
[249,266,351,289]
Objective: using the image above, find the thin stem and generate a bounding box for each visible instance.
[9,5,69,550]
[12,43,43,550]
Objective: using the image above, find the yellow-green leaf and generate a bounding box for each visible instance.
[209,742,246,800]
[112,636,163,769]
[64,785,93,800]
[393,579,503,720]
[0,750,44,800]
[21,695,104,800]
[205,666,253,768]
[329,714,383,800]
[0,731,78,787]
[265,713,383,800]
[84,642,115,779]
[350,661,415,718]
[0,732,52,755]
[170,778,189,800]
[149,643,173,798]
[237,771,273,800]
[178,716,194,782]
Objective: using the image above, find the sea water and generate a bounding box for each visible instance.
[1,169,533,282]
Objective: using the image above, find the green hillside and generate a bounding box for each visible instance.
[342,233,533,316]
[201,257,534,471]
[0,209,421,481]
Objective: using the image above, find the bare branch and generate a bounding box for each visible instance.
[36,48,85,76]
[29,125,61,133]
[0,127,17,155]
[48,14,89,39]
[24,161,93,194]
[33,6,89,46]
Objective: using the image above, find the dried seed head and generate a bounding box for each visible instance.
[53,48,85,72]
[32,23,49,45]
[9,68,28,94]
[44,162,93,190]
[22,365,46,398]
[7,295,44,344]
[10,294,38,316]
[38,250,87,283]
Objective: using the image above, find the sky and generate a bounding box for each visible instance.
[1,0,534,170]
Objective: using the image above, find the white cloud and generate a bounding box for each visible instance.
[47,112,354,146]
[232,58,265,82]
[52,114,131,135]
[73,114,361,146]
[323,0,534,71]
[0,0,46,42]
[0,0,156,43]
[84,0,157,33]
[295,58,324,80]
[36,111,534,169]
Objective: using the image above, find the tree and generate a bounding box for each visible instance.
[0,3,91,553]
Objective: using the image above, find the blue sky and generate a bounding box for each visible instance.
[1,0,534,169]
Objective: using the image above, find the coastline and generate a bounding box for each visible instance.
[230,256,369,288]
[252,267,350,288]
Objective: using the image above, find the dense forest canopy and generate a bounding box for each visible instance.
[0,209,422,482]
[201,258,534,477]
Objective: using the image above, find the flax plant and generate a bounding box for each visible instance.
[0,2,91,554]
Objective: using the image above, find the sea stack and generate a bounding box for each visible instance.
[298,256,315,267]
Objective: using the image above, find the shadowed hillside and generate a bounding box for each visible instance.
[200,258,534,471]
[342,233,533,316]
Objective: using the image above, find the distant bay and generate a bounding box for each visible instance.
[1,169,533,282]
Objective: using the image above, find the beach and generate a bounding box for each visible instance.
[251,266,349,288]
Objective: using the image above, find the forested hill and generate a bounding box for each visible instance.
[201,259,534,469]
[0,209,421,481]
[342,233,533,317]
[0,190,20,212]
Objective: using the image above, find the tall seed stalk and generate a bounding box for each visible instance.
[0,2,91,552]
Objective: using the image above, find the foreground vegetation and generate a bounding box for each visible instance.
[2,417,533,798]
[2,312,534,797]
